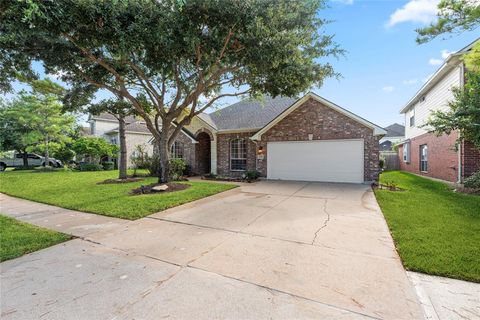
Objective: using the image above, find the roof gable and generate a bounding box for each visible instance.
[251,92,386,140]
[384,123,405,137]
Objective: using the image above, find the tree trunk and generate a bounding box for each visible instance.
[22,150,28,167]
[157,135,170,183]
[44,134,50,166]
[118,115,128,180]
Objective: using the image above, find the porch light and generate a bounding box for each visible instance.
[257,146,264,155]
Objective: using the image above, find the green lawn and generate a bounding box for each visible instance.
[375,171,480,282]
[0,170,236,220]
[0,214,71,261]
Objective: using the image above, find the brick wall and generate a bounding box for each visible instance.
[462,140,480,178]
[398,132,459,182]
[152,132,196,172]
[255,98,380,181]
[216,131,257,177]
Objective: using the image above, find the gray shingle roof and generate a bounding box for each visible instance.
[105,121,151,134]
[208,96,298,130]
[384,123,405,137]
[92,112,137,123]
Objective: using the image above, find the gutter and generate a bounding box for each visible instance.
[457,62,465,183]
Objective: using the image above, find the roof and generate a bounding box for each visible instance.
[399,38,479,114]
[208,96,298,131]
[105,121,151,135]
[251,92,387,140]
[384,123,405,137]
[197,113,218,130]
[91,112,137,123]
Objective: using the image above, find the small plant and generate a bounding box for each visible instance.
[383,180,399,191]
[78,163,104,171]
[169,158,187,181]
[464,171,480,189]
[245,170,261,181]
[379,159,385,170]
[13,165,36,171]
[101,161,115,170]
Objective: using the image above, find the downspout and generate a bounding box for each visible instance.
[457,63,465,183]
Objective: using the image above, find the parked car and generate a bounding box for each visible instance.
[0,152,62,171]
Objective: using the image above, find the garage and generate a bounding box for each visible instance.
[266,139,364,183]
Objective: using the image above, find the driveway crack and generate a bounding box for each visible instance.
[311,199,330,245]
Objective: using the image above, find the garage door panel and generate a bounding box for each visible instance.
[267,140,364,183]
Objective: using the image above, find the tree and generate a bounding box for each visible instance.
[0,0,342,182]
[416,0,480,44]
[0,99,40,166]
[72,137,118,164]
[81,99,136,179]
[22,80,77,167]
[0,82,76,166]
[424,71,480,148]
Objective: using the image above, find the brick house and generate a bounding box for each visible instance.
[398,39,480,183]
[90,92,386,183]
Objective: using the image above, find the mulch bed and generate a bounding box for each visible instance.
[372,182,405,192]
[98,177,145,184]
[453,187,480,195]
[130,182,190,195]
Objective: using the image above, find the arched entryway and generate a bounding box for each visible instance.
[196,132,211,174]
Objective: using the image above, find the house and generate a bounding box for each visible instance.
[379,123,405,151]
[398,39,480,183]
[90,92,386,183]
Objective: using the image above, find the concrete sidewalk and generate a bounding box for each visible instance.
[0,193,128,237]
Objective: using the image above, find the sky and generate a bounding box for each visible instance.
[3,0,479,128]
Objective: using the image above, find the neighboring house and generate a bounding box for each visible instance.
[379,123,405,151]
[398,39,480,183]
[89,92,386,183]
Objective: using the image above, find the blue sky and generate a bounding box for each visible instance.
[3,0,478,128]
[315,0,478,127]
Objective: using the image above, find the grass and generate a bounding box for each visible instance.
[0,214,71,261]
[0,170,236,220]
[375,171,480,282]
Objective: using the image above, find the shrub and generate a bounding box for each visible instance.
[78,163,104,171]
[101,161,115,170]
[169,158,187,180]
[245,170,261,181]
[379,159,385,169]
[464,171,480,189]
[147,154,162,176]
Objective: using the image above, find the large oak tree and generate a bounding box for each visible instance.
[0,0,342,182]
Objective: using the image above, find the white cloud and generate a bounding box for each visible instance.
[429,58,443,65]
[441,49,454,59]
[403,79,418,85]
[382,86,394,92]
[387,0,439,27]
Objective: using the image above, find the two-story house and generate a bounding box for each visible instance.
[399,39,480,183]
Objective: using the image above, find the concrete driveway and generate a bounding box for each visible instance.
[1,181,423,319]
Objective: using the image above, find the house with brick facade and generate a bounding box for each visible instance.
[398,39,480,183]
[90,92,386,183]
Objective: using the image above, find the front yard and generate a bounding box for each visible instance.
[375,171,480,282]
[0,214,71,261]
[0,170,236,220]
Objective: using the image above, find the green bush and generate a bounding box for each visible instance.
[464,171,480,189]
[379,159,385,169]
[245,170,261,181]
[78,163,104,171]
[169,158,187,180]
[101,161,115,170]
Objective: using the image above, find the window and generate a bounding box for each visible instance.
[230,138,247,171]
[110,138,117,145]
[409,109,415,127]
[420,144,428,172]
[403,142,410,163]
[171,141,184,159]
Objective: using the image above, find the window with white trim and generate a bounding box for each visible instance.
[420,144,428,172]
[403,142,410,163]
[230,138,247,171]
[170,141,184,159]
[409,109,415,127]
